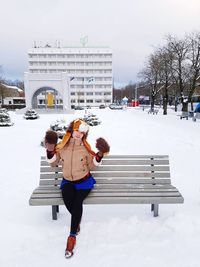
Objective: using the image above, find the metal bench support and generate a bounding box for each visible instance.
[52,205,59,220]
[56,205,59,213]
[152,204,159,217]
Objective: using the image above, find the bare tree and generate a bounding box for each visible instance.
[186,32,200,110]
[139,51,162,110]
[165,35,190,111]
[157,47,174,115]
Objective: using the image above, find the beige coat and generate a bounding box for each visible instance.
[50,138,99,181]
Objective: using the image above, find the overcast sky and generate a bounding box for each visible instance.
[0,0,200,87]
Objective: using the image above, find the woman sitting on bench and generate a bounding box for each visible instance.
[44,118,110,258]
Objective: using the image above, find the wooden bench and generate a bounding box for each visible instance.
[179,111,189,120]
[29,155,184,220]
[148,108,159,115]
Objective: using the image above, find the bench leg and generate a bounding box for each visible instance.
[56,205,59,213]
[52,205,58,220]
[151,204,154,211]
[153,204,159,217]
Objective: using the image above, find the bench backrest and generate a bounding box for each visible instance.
[40,155,171,187]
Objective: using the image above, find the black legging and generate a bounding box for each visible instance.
[61,183,91,235]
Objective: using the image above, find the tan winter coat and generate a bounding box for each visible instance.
[50,138,98,181]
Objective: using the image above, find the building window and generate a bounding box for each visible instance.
[39,99,45,104]
[86,92,93,96]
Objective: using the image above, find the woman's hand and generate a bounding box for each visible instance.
[44,130,58,151]
[96,138,110,155]
[45,143,56,152]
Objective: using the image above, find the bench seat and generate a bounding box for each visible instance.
[148,109,159,115]
[29,155,184,219]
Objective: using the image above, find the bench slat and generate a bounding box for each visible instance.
[39,172,170,179]
[40,165,170,172]
[101,160,169,165]
[41,155,169,160]
[41,159,170,166]
[30,191,182,200]
[29,196,184,206]
[33,184,177,193]
[39,178,171,185]
[32,187,179,194]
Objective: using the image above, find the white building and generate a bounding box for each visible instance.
[24,45,113,109]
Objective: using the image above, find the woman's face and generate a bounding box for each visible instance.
[72,130,84,140]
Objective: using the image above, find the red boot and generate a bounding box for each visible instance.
[65,235,76,258]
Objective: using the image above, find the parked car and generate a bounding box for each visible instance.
[71,105,75,109]
[109,104,123,110]
[74,106,84,110]
[24,109,39,120]
[99,104,105,109]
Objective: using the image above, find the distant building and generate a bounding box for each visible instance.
[3,96,25,106]
[24,44,113,109]
[0,83,25,108]
[0,83,24,97]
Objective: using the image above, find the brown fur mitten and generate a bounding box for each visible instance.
[45,130,58,145]
[96,137,110,154]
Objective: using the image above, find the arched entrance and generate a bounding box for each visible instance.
[32,87,63,109]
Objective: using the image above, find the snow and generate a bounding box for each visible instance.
[0,107,200,267]
[2,84,23,92]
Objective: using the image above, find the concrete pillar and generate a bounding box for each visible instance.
[24,72,32,108]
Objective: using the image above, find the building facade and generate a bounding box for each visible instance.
[0,83,25,109]
[25,45,113,109]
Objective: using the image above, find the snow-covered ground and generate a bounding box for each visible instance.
[0,107,200,267]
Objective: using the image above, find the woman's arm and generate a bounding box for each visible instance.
[88,138,110,169]
[45,130,60,166]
